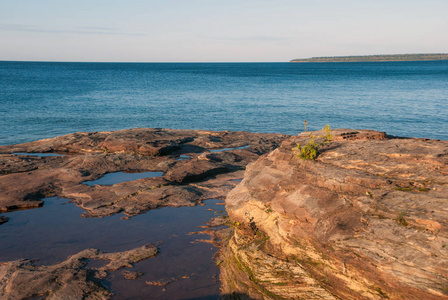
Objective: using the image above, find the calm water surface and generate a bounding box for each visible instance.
[0,197,222,299]
[1,61,447,145]
[83,171,164,186]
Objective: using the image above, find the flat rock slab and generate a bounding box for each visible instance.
[0,128,288,218]
[223,129,448,299]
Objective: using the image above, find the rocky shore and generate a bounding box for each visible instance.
[1,128,447,299]
[0,128,288,299]
[221,129,448,299]
[0,128,287,220]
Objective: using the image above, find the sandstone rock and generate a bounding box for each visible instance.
[0,128,284,156]
[0,129,288,217]
[223,129,448,299]
[122,271,143,280]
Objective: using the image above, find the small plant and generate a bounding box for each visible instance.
[227,220,242,229]
[297,137,319,160]
[320,124,332,141]
[294,124,332,160]
[214,209,229,219]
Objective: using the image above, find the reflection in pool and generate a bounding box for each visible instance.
[0,197,223,299]
[83,171,164,186]
[12,152,65,157]
[177,155,191,161]
[209,145,250,153]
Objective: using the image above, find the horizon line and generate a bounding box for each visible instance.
[0,60,290,63]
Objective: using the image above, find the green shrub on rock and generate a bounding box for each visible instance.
[294,124,332,160]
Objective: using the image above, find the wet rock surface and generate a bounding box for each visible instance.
[222,129,448,299]
[0,244,158,300]
[0,128,288,218]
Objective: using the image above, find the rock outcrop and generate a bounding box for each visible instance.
[222,129,448,299]
[0,128,288,218]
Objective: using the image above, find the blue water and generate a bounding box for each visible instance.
[13,152,65,157]
[1,61,447,146]
[83,171,164,186]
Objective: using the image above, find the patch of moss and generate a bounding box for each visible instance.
[296,257,322,268]
[234,255,257,283]
[372,286,389,299]
[272,282,288,286]
[441,286,448,296]
[397,213,409,227]
[394,187,430,193]
[234,254,285,299]
[265,206,273,214]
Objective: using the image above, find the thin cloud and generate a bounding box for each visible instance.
[0,24,145,36]
[76,26,117,31]
[244,35,289,41]
[206,35,288,42]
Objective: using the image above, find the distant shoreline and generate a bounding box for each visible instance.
[290,53,448,63]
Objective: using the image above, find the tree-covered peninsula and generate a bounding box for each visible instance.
[291,53,448,62]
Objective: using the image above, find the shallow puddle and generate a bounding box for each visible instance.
[0,197,223,299]
[209,145,249,153]
[12,152,65,157]
[83,171,164,186]
[177,155,191,161]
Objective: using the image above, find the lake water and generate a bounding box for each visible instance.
[1,61,447,146]
[82,171,164,186]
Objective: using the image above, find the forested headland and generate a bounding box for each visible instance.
[290,53,448,62]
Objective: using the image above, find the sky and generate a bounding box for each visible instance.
[0,0,447,62]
